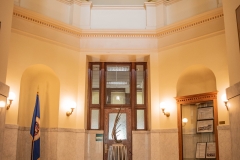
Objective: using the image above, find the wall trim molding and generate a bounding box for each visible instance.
[12,6,223,39]
[5,124,18,129]
[217,125,230,130]
[57,0,92,6]
[11,29,81,52]
[151,128,178,133]
[57,0,181,6]
[16,125,86,132]
[156,7,224,37]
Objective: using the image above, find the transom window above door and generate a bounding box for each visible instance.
[87,62,148,130]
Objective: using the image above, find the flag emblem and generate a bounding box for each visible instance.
[30,93,40,160]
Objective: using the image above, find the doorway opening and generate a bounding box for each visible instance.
[87,62,148,160]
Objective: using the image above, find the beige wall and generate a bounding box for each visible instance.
[6,31,86,129]
[5,8,229,131]
[0,0,14,83]
[158,33,229,128]
[222,0,240,85]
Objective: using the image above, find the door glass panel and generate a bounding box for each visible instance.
[136,65,144,104]
[136,110,145,129]
[108,113,127,140]
[92,65,100,104]
[106,65,130,104]
[182,100,216,159]
[91,109,99,129]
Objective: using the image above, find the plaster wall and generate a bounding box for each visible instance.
[222,0,240,85]
[166,0,219,25]
[6,31,85,129]
[90,6,146,29]
[0,0,14,82]
[91,0,146,5]
[17,0,71,24]
[158,33,229,129]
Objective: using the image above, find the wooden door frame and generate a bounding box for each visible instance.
[87,62,148,160]
[175,92,219,160]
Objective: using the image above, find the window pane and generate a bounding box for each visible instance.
[91,109,99,129]
[106,65,130,104]
[137,110,145,129]
[92,65,100,104]
[136,65,144,104]
[108,113,127,140]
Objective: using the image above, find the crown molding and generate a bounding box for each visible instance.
[13,6,83,37]
[57,0,180,6]
[13,6,223,39]
[57,0,92,6]
[91,5,145,10]
[156,7,224,37]
[145,0,181,6]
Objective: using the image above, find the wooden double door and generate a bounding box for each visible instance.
[104,108,132,160]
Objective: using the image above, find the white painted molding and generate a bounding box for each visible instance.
[57,0,92,6]
[156,7,224,37]
[151,128,178,133]
[91,5,145,10]
[13,6,223,38]
[57,0,180,6]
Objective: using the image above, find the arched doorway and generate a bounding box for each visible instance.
[17,64,60,159]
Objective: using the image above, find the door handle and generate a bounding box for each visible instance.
[104,143,108,153]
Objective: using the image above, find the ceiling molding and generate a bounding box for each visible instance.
[56,0,91,6]
[13,6,82,37]
[12,6,223,39]
[156,8,224,37]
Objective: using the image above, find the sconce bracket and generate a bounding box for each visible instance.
[6,100,13,110]
[66,108,74,116]
[224,101,229,111]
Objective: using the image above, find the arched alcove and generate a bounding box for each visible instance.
[176,65,217,96]
[18,64,60,128]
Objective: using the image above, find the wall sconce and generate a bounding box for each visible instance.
[6,92,16,110]
[0,101,6,108]
[160,102,170,117]
[66,101,76,116]
[182,118,188,127]
[221,94,229,111]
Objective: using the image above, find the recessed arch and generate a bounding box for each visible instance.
[176,65,217,96]
[18,64,60,128]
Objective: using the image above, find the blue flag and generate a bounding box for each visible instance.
[30,93,40,160]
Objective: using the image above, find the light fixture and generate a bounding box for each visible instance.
[0,101,6,108]
[182,118,188,127]
[160,102,170,117]
[6,92,16,110]
[221,93,229,111]
[66,101,76,116]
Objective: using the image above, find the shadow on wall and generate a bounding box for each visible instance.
[176,65,217,96]
[17,64,60,159]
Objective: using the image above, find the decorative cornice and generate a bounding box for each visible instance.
[175,92,218,104]
[13,6,82,37]
[12,6,223,38]
[57,0,91,6]
[156,8,224,37]
[57,0,180,6]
